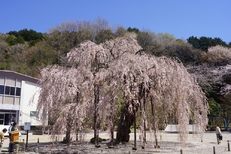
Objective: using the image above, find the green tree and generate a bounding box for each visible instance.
[228,42,231,47]
[6,29,43,46]
[169,39,203,65]
[95,29,116,44]
[44,30,92,59]
[208,99,221,117]
[72,31,93,46]
[127,27,139,33]
[26,42,57,67]
[199,36,213,51]
[187,36,228,51]
[7,31,20,37]
[187,36,200,49]
[212,37,227,47]
[0,39,9,52]
[6,35,18,46]
[18,29,43,41]
[137,31,155,51]
[115,26,127,37]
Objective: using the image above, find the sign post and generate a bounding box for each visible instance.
[24,122,31,149]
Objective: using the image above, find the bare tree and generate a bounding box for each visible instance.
[206,45,231,66]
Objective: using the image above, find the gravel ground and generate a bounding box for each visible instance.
[1,131,231,154]
[24,140,229,154]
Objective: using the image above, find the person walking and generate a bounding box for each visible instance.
[216,124,222,144]
[0,128,8,153]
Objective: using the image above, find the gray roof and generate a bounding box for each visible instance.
[0,70,39,84]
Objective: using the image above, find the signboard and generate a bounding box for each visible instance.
[24,122,31,130]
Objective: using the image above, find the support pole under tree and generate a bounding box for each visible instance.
[132,105,137,150]
[132,79,138,151]
[76,92,80,142]
[109,97,114,148]
[36,138,39,154]
[94,84,100,148]
[140,93,146,149]
[228,140,230,151]
[76,122,79,142]
[151,96,160,148]
[23,139,25,152]
[142,92,146,149]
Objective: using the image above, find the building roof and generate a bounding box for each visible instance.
[0,70,39,84]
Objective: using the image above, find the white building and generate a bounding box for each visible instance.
[0,70,45,131]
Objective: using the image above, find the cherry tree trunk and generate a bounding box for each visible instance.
[109,98,115,144]
[116,102,136,143]
[65,113,72,144]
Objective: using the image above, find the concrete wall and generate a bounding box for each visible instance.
[164,124,202,133]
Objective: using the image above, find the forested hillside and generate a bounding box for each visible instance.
[0,19,231,128]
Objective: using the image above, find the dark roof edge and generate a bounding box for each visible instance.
[0,70,39,84]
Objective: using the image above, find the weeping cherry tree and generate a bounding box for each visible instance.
[36,36,209,147]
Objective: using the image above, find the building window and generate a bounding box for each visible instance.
[16,88,21,96]
[0,114,4,125]
[10,87,15,95]
[3,86,20,96]
[0,85,4,94]
[0,119,3,125]
[5,86,10,95]
[0,85,21,97]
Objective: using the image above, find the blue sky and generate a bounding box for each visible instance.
[0,0,230,43]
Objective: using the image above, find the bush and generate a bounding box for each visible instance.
[90,137,106,144]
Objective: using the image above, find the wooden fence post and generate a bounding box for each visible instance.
[228,140,230,151]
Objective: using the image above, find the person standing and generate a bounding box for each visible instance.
[0,128,8,153]
[9,122,18,152]
[8,122,13,135]
[216,124,222,144]
[7,121,13,150]
[10,122,18,132]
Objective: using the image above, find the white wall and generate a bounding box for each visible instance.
[19,81,42,126]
